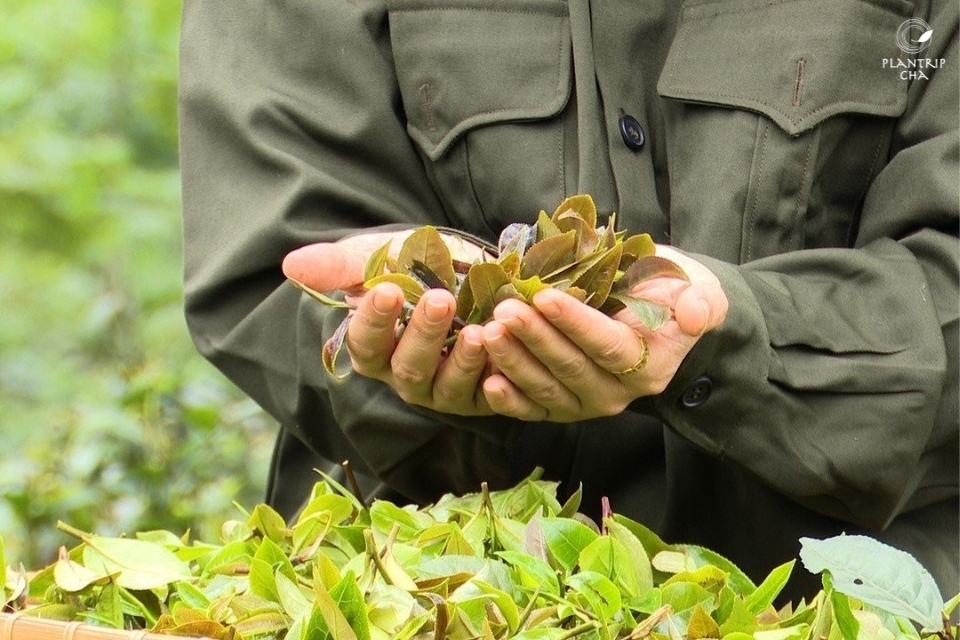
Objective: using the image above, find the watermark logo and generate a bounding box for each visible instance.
[883,18,942,80]
[896,18,934,54]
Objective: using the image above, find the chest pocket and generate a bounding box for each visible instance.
[387,0,572,236]
[656,0,911,263]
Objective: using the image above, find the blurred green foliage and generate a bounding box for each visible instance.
[0,0,276,568]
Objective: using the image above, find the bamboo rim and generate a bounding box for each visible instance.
[0,613,200,640]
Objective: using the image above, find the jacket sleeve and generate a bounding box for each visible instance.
[178,0,521,503]
[647,2,958,531]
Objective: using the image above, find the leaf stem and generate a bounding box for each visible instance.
[559,621,601,640]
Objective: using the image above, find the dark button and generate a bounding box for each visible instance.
[680,375,713,408]
[619,113,645,151]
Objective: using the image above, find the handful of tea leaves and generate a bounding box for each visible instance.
[290,195,687,377]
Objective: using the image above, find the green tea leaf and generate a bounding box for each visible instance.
[608,293,671,330]
[613,256,689,293]
[538,517,599,572]
[364,240,392,282]
[604,518,654,594]
[686,603,720,640]
[79,535,193,591]
[799,536,944,631]
[397,226,455,290]
[579,535,641,597]
[571,243,622,308]
[364,273,427,304]
[290,279,353,309]
[621,233,657,260]
[679,544,756,596]
[536,210,562,241]
[552,194,597,230]
[519,231,576,280]
[55,548,108,592]
[743,560,795,615]
[467,262,511,322]
[823,572,860,640]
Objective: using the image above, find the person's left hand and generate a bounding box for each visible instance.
[479,246,728,422]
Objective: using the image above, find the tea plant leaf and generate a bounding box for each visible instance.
[364,240,392,282]
[743,560,795,615]
[467,262,511,321]
[536,210,562,241]
[410,260,450,291]
[799,535,944,631]
[55,547,108,592]
[621,233,657,260]
[322,315,354,379]
[364,273,427,304]
[397,226,455,290]
[571,243,622,308]
[78,534,194,591]
[499,223,536,258]
[613,256,688,294]
[519,231,577,280]
[604,518,654,594]
[552,194,597,230]
[539,517,599,572]
[290,279,353,309]
[608,293,671,330]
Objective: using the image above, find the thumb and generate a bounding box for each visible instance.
[282,242,368,293]
[674,282,728,337]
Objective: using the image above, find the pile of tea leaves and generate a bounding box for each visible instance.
[2,469,957,640]
[289,195,689,377]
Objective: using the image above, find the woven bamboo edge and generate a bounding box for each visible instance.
[0,613,201,640]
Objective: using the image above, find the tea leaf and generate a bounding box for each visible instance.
[539,517,599,572]
[613,256,689,294]
[608,293,671,330]
[799,536,944,631]
[552,194,597,230]
[78,535,193,591]
[621,233,657,259]
[410,260,450,291]
[364,273,427,304]
[397,226,455,290]
[322,314,353,379]
[467,262,511,322]
[290,279,353,309]
[536,210,562,241]
[499,223,536,258]
[743,560,795,615]
[364,240,392,282]
[554,210,598,258]
[519,231,576,280]
[572,243,622,308]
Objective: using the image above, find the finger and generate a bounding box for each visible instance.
[432,325,491,413]
[282,242,369,292]
[482,320,581,415]
[482,374,549,422]
[674,282,728,337]
[532,288,650,375]
[389,289,456,395]
[346,283,403,376]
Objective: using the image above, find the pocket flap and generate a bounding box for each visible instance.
[387,0,572,160]
[657,0,912,136]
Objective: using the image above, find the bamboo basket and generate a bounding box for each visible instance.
[0,613,193,640]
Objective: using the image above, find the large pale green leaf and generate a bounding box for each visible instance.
[605,518,654,594]
[538,517,599,571]
[79,535,193,590]
[799,536,944,631]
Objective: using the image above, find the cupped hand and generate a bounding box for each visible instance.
[480,245,728,422]
[282,232,495,416]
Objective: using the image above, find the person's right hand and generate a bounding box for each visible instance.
[282,232,495,416]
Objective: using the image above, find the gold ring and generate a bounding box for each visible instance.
[612,331,649,376]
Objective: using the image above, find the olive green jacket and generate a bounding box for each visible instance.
[179,0,959,597]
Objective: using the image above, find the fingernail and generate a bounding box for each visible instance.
[371,288,396,315]
[485,331,508,356]
[461,335,484,358]
[424,298,449,324]
[534,293,561,321]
